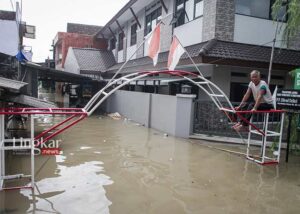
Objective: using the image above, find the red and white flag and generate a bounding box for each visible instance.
[147,24,161,66]
[168,36,185,70]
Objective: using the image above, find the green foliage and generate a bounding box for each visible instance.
[272,0,300,40]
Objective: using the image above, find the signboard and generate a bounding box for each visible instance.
[294,69,300,90]
[276,89,300,110]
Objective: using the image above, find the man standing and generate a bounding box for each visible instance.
[233,70,274,131]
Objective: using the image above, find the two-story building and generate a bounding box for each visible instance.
[53,23,106,70]
[79,0,300,101]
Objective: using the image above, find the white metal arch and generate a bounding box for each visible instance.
[84,70,236,116]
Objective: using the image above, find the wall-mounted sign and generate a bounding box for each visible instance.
[294,69,300,90]
[276,89,300,110]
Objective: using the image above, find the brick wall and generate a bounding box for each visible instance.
[55,32,107,68]
[202,0,217,42]
[215,0,235,41]
[160,0,173,53]
[202,0,235,42]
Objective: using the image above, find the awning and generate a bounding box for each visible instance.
[0,77,28,92]
[7,95,57,108]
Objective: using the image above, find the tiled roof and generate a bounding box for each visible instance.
[107,39,300,73]
[72,48,116,72]
[107,43,206,73]
[0,77,28,92]
[67,23,102,35]
[0,10,15,20]
[205,39,300,66]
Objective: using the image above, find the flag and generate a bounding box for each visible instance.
[168,36,185,70]
[147,24,161,66]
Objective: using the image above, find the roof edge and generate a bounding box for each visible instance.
[95,0,138,37]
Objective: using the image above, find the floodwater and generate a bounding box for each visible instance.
[1,116,300,214]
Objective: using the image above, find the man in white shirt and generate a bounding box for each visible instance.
[233,70,274,131]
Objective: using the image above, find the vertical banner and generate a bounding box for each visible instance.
[294,68,300,90]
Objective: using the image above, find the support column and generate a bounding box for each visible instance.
[30,115,35,188]
[0,114,4,190]
[174,94,197,138]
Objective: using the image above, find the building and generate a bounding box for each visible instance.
[64,47,116,80]
[85,0,300,100]
[53,23,106,69]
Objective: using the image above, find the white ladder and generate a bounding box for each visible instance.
[0,114,35,191]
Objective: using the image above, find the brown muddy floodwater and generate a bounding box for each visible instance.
[1,115,300,214]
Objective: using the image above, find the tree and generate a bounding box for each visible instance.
[272,0,300,76]
[272,0,300,40]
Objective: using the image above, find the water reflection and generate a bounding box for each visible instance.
[21,161,113,214]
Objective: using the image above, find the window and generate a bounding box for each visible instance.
[109,38,116,50]
[235,0,287,21]
[145,7,162,35]
[173,0,200,27]
[130,23,137,46]
[118,32,124,51]
[194,0,203,18]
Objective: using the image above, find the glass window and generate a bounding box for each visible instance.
[130,23,137,46]
[118,32,124,51]
[194,0,203,18]
[235,0,286,21]
[174,0,196,27]
[145,7,162,35]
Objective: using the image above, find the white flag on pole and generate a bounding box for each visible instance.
[167,36,185,70]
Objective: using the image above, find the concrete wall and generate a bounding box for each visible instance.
[106,90,196,138]
[174,17,203,46]
[106,90,151,127]
[150,94,177,135]
[234,14,287,48]
[0,20,18,56]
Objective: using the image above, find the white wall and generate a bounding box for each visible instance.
[117,50,124,63]
[64,48,80,74]
[234,14,287,48]
[174,17,203,47]
[0,20,19,56]
[150,94,177,134]
[127,45,137,60]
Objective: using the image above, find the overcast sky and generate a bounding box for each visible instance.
[0,0,128,62]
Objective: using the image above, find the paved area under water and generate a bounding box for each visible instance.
[1,116,300,214]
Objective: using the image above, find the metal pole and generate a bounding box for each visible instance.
[285,113,292,162]
[30,115,35,188]
[0,114,4,190]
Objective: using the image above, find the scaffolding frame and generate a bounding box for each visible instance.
[236,110,285,165]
